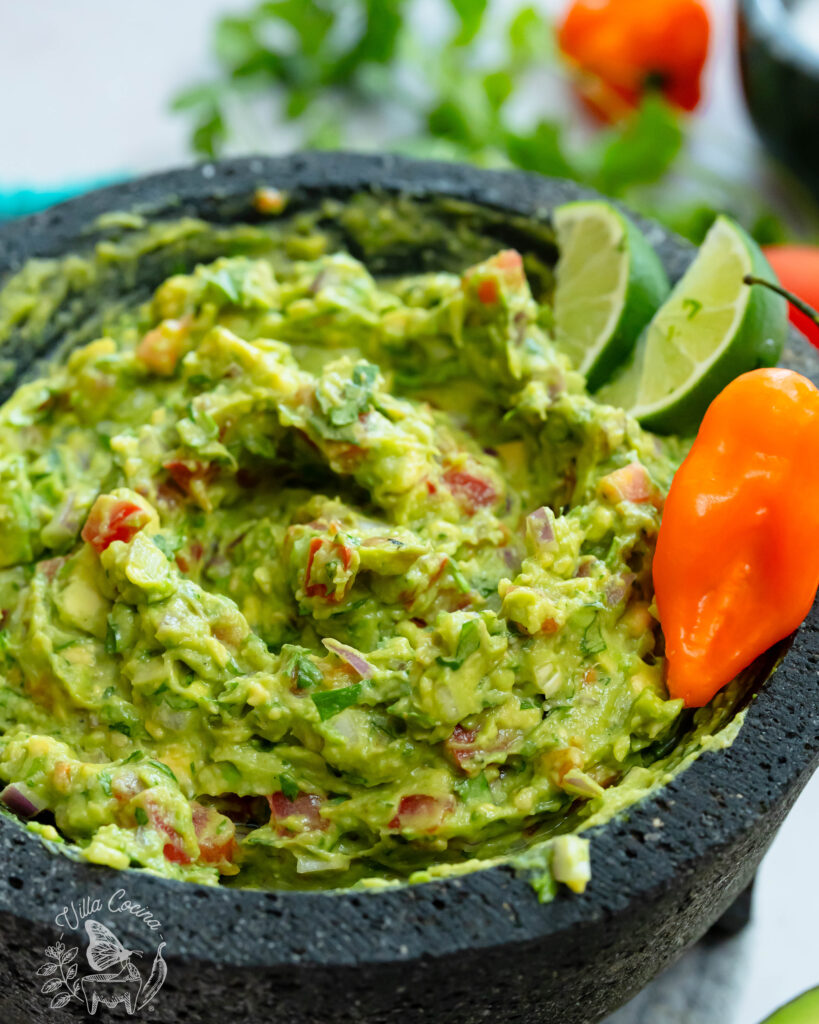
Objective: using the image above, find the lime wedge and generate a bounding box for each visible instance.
[553,201,670,391]
[598,216,788,434]
[761,986,819,1024]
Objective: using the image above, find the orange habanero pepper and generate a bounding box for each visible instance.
[558,0,710,122]
[653,368,819,708]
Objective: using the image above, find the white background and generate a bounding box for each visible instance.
[1,2,818,1022]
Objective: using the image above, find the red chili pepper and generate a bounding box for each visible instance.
[558,0,710,121]
[653,368,819,707]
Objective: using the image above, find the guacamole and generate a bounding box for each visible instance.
[0,224,708,891]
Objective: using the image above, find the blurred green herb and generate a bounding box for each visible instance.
[172,0,408,156]
[172,0,795,243]
[173,1,680,194]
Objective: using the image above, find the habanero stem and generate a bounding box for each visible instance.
[744,274,819,327]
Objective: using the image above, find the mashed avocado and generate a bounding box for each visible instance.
[0,210,737,891]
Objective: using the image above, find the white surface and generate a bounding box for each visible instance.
[737,776,819,1021]
[0,0,246,184]
[1,3,818,1023]
[794,0,819,53]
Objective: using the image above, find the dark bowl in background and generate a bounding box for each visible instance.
[738,0,819,198]
[0,153,817,1024]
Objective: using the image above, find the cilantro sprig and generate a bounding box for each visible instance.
[172,1,682,201]
[283,645,324,690]
[317,362,379,428]
[172,0,796,245]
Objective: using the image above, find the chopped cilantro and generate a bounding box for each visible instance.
[152,533,181,559]
[312,684,362,721]
[284,647,323,690]
[104,623,119,655]
[580,617,606,657]
[201,265,243,305]
[161,691,198,711]
[317,360,379,428]
[279,774,300,801]
[437,618,482,670]
[200,260,272,309]
[148,759,178,785]
[454,772,492,803]
[244,434,278,459]
[220,762,241,786]
[530,867,558,904]
[446,559,471,594]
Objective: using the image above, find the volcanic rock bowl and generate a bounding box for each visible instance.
[738,0,819,200]
[0,154,817,1024]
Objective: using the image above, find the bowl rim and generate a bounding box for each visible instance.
[739,0,819,74]
[0,151,817,969]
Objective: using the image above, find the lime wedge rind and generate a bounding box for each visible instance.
[598,216,788,435]
[553,200,670,392]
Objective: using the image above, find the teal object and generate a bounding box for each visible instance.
[0,177,126,221]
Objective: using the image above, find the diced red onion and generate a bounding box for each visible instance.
[295,850,350,874]
[502,547,521,571]
[111,770,143,802]
[57,493,80,533]
[204,553,232,580]
[309,270,328,295]
[1,782,45,818]
[605,573,636,608]
[561,769,604,799]
[155,706,192,731]
[321,638,375,678]
[526,506,554,543]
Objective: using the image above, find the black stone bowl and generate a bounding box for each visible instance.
[738,0,819,198]
[0,154,817,1024]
